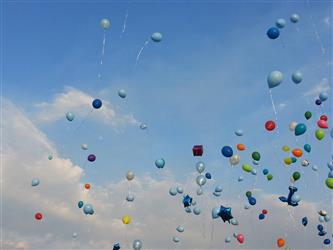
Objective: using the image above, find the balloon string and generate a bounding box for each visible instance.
[97,31,107,79]
[120,11,129,38]
[269,89,279,135]
[134,40,149,70]
[73,109,94,132]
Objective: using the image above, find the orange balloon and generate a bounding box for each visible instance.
[292,148,303,158]
[277,238,285,248]
[84,183,91,190]
[237,144,246,151]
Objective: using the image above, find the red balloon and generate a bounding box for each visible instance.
[265,120,276,131]
[35,212,43,220]
[317,120,328,129]
[320,115,328,121]
[262,209,268,215]
[237,234,245,244]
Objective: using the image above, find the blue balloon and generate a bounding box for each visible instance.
[169,187,177,196]
[267,27,280,39]
[113,243,121,250]
[248,197,256,206]
[263,169,269,175]
[304,144,311,153]
[215,185,223,192]
[193,207,201,215]
[291,157,297,163]
[230,218,239,225]
[330,128,333,138]
[151,32,162,42]
[292,71,303,84]
[317,224,324,231]
[83,204,94,215]
[312,165,318,171]
[315,99,322,105]
[259,214,265,220]
[251,169,257,175]
[290,14,300,23]
[118,89,127,99]
[92,99,102,109]
[155,158,165,169]
[66,112,75,121]
[212,207,220,219]
[267,71,283,88]
[225,237,231,243]
[238,176,244,182]
[205,172,212,179]
[31,178,40,187]
[327,161,333,170]
[235,129,243,136]
[319,92,328,102]
[302,217,308,226]
[78,201,84,208]
[295,123,307,136]
[172,236,180,243]
[176,186,183,194]
[126,194,135,202]
[276,18,286,28]
[319,216,325,222]
[253,160,259,166]
[291,194,301,203]
[221,146,233,158]
[324,239,331,245]
[318,231,327,236]
[176,226,184,233]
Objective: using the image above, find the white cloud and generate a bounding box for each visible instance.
[34,86,139,129]
[2,99,330,249]
[303,78,330,97]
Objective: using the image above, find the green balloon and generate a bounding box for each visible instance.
[304,111,312,120]
[246,191,252,198]
[48,154,53,160]
[252,151,261,161]
[292,171,301,181]
[267,174,273,181]
[325,178,333,189]
[295,123,307,136]
[242,164,252,172]
[315,129,325,140]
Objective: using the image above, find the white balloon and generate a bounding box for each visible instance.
[126,171,135,181]
[230,154,240,166]
[289,121,297,131]
[100,18,111,29]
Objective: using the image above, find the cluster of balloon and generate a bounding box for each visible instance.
[245,191,257,206]
[155,158,165,169]
[83,204,94,215]
[326,160,333,189]
[277,238,285,248]
[125,171,135,202]
[279,186,300,206]
[65,112,75,122]
[122,215,132,225]
[35,212,43,221]
[169,186,183,196]
[263,168,273,181]
[31,178,40,187]
[316,91,328,106]
[318,210,330,223]
[212,205,234,223]
[118,89,127,99]
[259,209,268,220]
[132,239,143,250]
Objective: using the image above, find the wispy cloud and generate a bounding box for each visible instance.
[303,78,330,97]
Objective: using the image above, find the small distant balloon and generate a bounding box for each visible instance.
[78,201,84,208]
[221,146,233,157]
[291,71,303,84]
[155,158,165,169]
[196,175,206,186]
[122,215,131,225]
[315,99,322,105]
[265,120,276,131]
[276,18,286,28]
[196,161,205,173]
[92,99,102,109]
[100,18,111,29]
[132,239,143,250]
[319,92,328,102]
[169,187,177,196]
[126,171,135,181]
[118,89,127,99]
[304,144,311,153]
[35,212,43,220]
[266,27,280,39]
[295,123,307,136]
[205,172,212,179]
[289,121,297,131]
[81,144,88,150]
[84,183,91,190]
[87,154,96,162]
[225,237,231,243]
[151,32,162,42]
[139,123,147,130]
[48,154,53,160]
[315,129,325,140]
[177,186,184,194]
[235,129,244,136]
[172,236,180,243]
[126,194,135,202]
[277,238,285,248]
[230,154,240,166]
[267,71,283,88]
[31,178,40,187]
[215,185,223,192]
[236,234,244,244]
[193,207,201,215]
[83,204,94,215]
[290,14,300,23]
[304,111,312,120]
[176,226,184,233]
[65,112,75,121]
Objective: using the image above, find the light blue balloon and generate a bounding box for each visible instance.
[276,18,286,28]
[251,169,257,175]
[267,71,283,89]
[235,129,244,136]
[212,207,220,219]
[215,185,223,192]
[319,92,328,102]
[169,187,177,196]
[197,188,203,196]
[65,112,75,121]
[244,204,250,209]
[176,226,184,233]
[312,165,318,171]
[324,215,330,222]
[196,161,205,173]
[291,71,303,84]
[83,204,94,215]
[126,194,135,202]
[31,178,40,187]
[238,176,244,182]
[155,158,165,169]
[118,89,127,99]
[304,144,311,153]
[225,237,231,243]
[176,186,183,194]
[290,14,300,23]
[328,170,333,178]
[196,175,206,186]
[193,207,201,215]
[253,160,259,166]
[151,32,162,42]
[139,123,147,130]
[328,161,333,170]
[172,236,180,243]
[291,194,301,203]
[185,207,192,213]
[213,192,221,197]
[230,218,239,225]
[319,216,325,223]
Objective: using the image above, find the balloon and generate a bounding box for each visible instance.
[72,232,78,239]
[291,194,301,203]
[302,217,308,226]
[292,71,303,84]
[317,119,328,129]
[212,207,220,219]
[169,187,177,196]
[126,171,135,181]
[215,185,223,192]
[35,212,43,220]
[205,172,212,179]
[87,154,96,162]
[235,129,244,136]
[196,188,203,196]
[325,178,333,189]
[277,238,285,248]
[139,123,147,130]
[304,144,311,153]
[244,204,250,209]
[151,32,162,42]
[122,215,131,224]
[185,207,192,213]
[31,178,40,187]
[328,161,333,170]
[319,210,327,216]
[126,194,135,202]
[65,112,75,121]
[267,174,273,181]
[177,186,184,194]
[100,18,110,29]
[292,148,303,158]
[218,205,234,222]
[319,92,328,101]
[81,144,88,150]
[245,191,252,198]
[238,176,244,182]
[267,71,283,88]
[319,216,325,222]
[78,201,84,208]
[262,209,268,214]
[329,171,333,178]
[312,165,318,171]
[324,215,330,222]
[118,89,127,99]
[237,144,246,151]
[242,164,252,172]
[301,159,309,167]
[196,175,206,186]
[172,236,180,243]
[265,120,276,131]
[83,204,94,215]
[295,123,307,136]
[282,145,290,152]
[253,160,259,165]
[266,27,280,39]
[318,231,327,236]
[263,169,269,175]
[196,161,205,173]
[323,239,331,245]
[259,214,265,220]
[225,237,231,243]
[48,154,53,160]
[193,207,201,215]
[317,224,324,231]
[248,197,256,205]
[320,114,328,121]
[304,111,312,120]
[292,171,301,181]
[291,157,297,163]
[230,154,240,165]
[84,183,91,190]
[315,99,322,105]
[251,168,257,175]
[155,158,165,169]
[92,99,102,109]
[315,129,325,140]
[221,146,233,157]
[331,128,333,138]
[289,121,297,131]
[236,234,244,244]
[176,226,184,233]
[230,218,239,225]
[132,239,143,250]
[290,14,300,23]
[276,18,286,28]
[113,243,121,250]
[251,151,261,161]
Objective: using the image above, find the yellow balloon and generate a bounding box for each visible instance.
[282,145,290,152]
[284,157,292,165]
[122,215,131,225]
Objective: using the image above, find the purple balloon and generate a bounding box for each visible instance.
[87,154,96,162]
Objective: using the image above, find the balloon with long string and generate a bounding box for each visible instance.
[98,18,111,79]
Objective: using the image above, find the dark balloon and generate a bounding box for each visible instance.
[248,197,256,205]
[218,205,234,223]
[267,27,280,39]
[88,154,96,162]
[265,120,276,131]
[263,169,269,175]
[78,201,84,208]
[323,239,331,245]
[315,99,322,105]
[92,99,102,109]
[304,111,312,120]
[317,224,324,231]
[302,217,308,226]
[205,172,212,179]
[259,214,265,220]
[221,146,233,158]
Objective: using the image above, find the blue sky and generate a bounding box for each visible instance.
[2,1,333,249]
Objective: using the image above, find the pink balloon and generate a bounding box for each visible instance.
[237,234,244,244]
[317,119,328,129]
